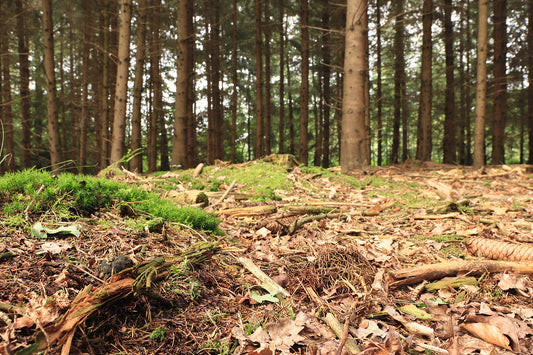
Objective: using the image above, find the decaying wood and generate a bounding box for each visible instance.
[211,179,237,207]
[215,205,277,217]
[238,257,290,298]
[322,313,360,354]
[192,163,204,178]
[389,260,533,288]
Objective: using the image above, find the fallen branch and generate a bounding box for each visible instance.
[389,260,533,288]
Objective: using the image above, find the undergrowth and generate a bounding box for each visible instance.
[0,169,221,233]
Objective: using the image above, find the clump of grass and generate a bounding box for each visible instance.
[0,169,221,233]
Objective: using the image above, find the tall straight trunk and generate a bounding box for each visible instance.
[341,0,368,172]
[230,0,238,162]
[314,77,322,166]
[98,0,111,168]
[391,0,405,164]
[15,0,31,168]
[211,0,223,161]
[0,4,14,172]
[492,0,506,164]
[204,0,214,164]
[264,0,272,155]
[79,0,92,173]
[172,0,190,168]
[474,0,489,168]
[278,0,285,154]
[131,0,146,172]
[147,1,161,172]
[299,0,310,165]
[185,0,196,168]
[416,0,432,161]
[321,0,331,168]
[457,3,466,165]
[376,0,383,166]
[110,0,132,165]
[287,56,295,155]
[443,0,456,164]
[255,0,264,158]
[529,0,533,164]
[42,0,62,168]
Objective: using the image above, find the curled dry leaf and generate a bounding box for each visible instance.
[460,315,520,352]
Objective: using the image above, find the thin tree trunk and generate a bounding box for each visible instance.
[416,0,432,161]
[42,0,62,168]
[376,0,382,166]
[529,0,533,164]
[79,0,92,173]
[264,0,272,156]
[321,0,331,168]
[0,3,14,172]
[443,0,456,164]
[391,0,404,164]
[299,0,309,165]
[185,0,196,168]
[110,0,132,165]
[473,0,489,168]
[211,0,223,161]
[98,0,111,168]
[492,0,506,164]
[230,0,238,162]
[130,0,146,172]
[278,0,285,154]
[287,55,295,156]
[255,0,264,158]
[15,0,31,168]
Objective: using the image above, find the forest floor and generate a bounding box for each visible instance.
[2,158,533,354]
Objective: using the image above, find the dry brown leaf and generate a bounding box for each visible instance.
[461,315,519,352]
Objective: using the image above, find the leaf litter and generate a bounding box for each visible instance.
[2,160,533,354]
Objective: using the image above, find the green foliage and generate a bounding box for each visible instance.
[149,327,167,342]
[0,169,220,233]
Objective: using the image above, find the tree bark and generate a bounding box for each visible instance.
[172,0,190,168]
[264,0,272,156]
[278,0,285,154]
[42,0,62,168]
[130,0,146,172]
[376,0,383,166]
[0,2,14,172]
[110,0,132,165]
[340,0,369,172]
[299,0,309,165]
[15,0,31,169]
[98,0,111,169]
[529,0,533,164]
[390,0,405,164]
[230,0,238,162]
[473,0,489,169]
[321,0,331,168]
[79,0,92,173]
[443,0,456,164]
[492,0,506,164]
[416,0,432,162]
[255,0,264,158]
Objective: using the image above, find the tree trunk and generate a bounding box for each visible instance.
[79,0,92,173]
[147,1,161,172]
[109,0,132,165]
[390,0,404,164]
[287,55,295,156]
[98,0,111,169]
[172,0,190,168]
[278,0,285,154]
[185,0,196,169]
[340,0,369,172]
[416,0,432,162]
[130,0,146,172]
[264,0,272,156]
[299,0,309,165]
[255,0,264,158]
[211,0,223,161]
[443,0,456,164]
[15,0,31,169]
[42,0,62,168]
[376,0,383,166]
[0,3,14,172]
[473,0,489,169]
[230,0,238,162]
[529,0,533,164]
[492,0,506,164]
[321,0,331,168]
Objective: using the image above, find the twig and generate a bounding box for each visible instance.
[211,180,236,207]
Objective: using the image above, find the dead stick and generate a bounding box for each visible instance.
[212,180,236,207]
[390,260,533,288]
